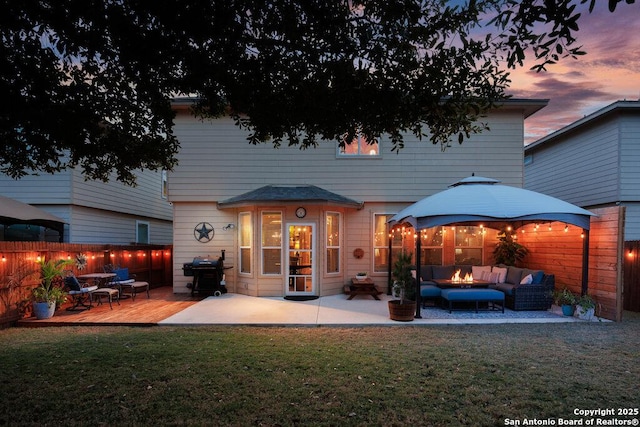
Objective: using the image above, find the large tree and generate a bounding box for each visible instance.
[0,0,634,184]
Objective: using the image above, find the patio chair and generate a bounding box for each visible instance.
[104,264,150,301]
[63,270,98,311]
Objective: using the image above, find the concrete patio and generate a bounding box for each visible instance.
[160,292,584,326]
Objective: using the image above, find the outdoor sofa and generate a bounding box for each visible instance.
[417,264,555,311]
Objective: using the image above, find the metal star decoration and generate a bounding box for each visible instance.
[194,222,214,242]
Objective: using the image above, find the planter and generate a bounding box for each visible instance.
[388,300,416,322]
[575,305,595,321]
[561,304,575,316]
[32,302,56,320]
[355,274,367,281]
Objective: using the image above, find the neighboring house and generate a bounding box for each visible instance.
[0,168,172,244]
[168,98,547,297]
[524,100,640,241]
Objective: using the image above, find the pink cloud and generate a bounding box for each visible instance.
[505,2,640,144]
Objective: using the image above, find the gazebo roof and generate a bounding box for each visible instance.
[389,176,595,230]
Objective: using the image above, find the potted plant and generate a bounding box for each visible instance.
[388,252,416,322]
[493,227,529,266]
[575,293,596,321]
[553,287,577,316]
[355,272,368,280]
[31,258,73,319]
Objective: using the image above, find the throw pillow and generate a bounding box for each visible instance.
[114,268,129,281]
[532,271,545,284]
[472,265,491,279]
[520,274,533,285]
[492,267,508,283]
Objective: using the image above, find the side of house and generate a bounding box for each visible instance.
[524,100,640,240]
[0,167,172,244]
[169,99,546,297]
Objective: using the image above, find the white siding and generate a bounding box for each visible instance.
[70,169,172,221]
[169,110,526,204]
[68,206,172,244]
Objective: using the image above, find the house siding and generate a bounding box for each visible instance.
[619,112,640,201]
[525,119,620,207]
[1,166,172,243]
[169,110,526,204]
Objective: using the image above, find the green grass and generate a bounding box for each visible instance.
[1,313,639,426]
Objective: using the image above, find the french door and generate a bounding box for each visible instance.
[286,224,315,295]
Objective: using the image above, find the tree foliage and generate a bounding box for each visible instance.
[0,0,634,184]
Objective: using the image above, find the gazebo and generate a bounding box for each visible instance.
[0,195,66,242]
[388,176,596,318]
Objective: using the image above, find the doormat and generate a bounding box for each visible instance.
[284,296,319,301]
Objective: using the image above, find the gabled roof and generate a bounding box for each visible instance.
[525,100,640,152]
[217,185,363,209]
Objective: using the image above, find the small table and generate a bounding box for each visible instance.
[348,278,382,300]
[77,273,116,287]
[431,279,493,289]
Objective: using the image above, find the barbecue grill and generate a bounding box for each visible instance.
[182,256,230,296]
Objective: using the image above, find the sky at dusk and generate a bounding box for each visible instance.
[504,2,640,144]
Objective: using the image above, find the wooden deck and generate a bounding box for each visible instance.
[17,286,204,327]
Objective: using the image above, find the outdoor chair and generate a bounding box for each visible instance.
[103,264,150,301]
[63,270,98,311]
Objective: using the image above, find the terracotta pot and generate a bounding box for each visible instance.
[388,300,416,322]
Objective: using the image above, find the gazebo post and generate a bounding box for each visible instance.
[387,228,393,295]
[582,228,590,295]
[415,230,422,318]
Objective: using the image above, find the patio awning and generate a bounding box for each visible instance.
[389,176,595,230]
[0,195,66,240]
[217,185,363,209]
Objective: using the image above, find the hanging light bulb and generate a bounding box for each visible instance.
[564,225,569,233]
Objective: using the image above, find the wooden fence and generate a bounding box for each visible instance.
[518,206,625,321]
[0,242,172,327]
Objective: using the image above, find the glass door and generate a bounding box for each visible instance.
[286,224,314,295]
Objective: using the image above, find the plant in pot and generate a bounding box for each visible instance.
[575,293,596,321]
[493,227,529,266]
[389,252,416,322]
[553,287,577,316]
[355,272,368,280]
[31,258,73,320]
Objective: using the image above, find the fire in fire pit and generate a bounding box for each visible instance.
[451,269,473,283]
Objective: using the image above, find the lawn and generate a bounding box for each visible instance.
[1,313,639,426]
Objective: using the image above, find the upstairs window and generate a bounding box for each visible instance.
[338,133,379,156]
